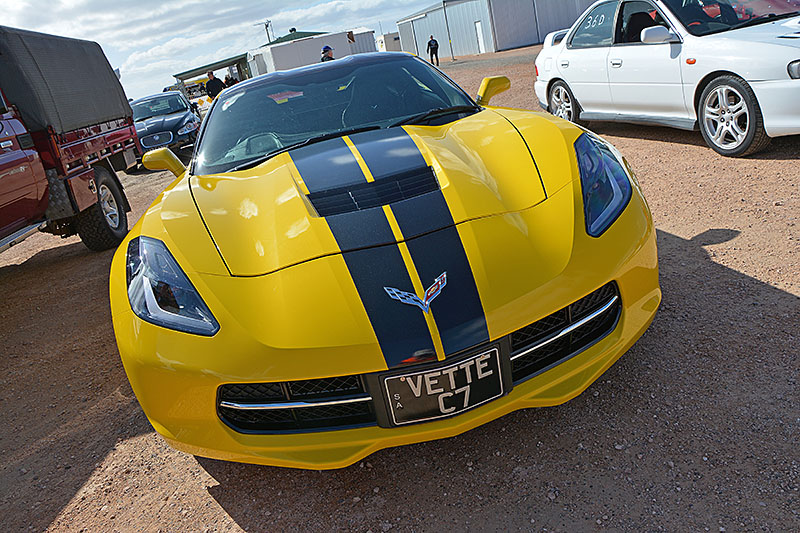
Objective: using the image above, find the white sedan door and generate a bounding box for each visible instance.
[607,1,689,121]
[557,1,619,114]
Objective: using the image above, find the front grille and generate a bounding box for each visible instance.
[510,282,621,382]
[218,375,376,433]
[307,166,439,216]
[140,131,174,148]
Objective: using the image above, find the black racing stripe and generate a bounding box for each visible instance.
[353,128,489,356]
[291,137,365,192]
[349,128,428,180]
[327,209,395,250]
[390,190,453,240]
[342,245,437,369]
[290,139,433,368]
[404,226,489,356]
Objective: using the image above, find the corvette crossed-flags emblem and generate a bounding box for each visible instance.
[384,272,447,314]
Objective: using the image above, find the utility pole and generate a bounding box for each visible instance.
[442,1,455,61]
[254,20,273,43]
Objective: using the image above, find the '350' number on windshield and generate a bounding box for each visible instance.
[585,14,606,28]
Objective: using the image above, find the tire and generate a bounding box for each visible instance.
[698,75,771,157]
[548,80,584,125]
[76,166,129,251]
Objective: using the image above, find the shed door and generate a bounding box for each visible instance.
[475,21,486,54]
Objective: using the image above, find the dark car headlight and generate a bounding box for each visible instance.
[177,119,200,135]
[126,236,219,336]
[574,133,632,237]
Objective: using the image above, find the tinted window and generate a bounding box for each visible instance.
[132,94,188,121]
[570,2,619,48]
[617,1,670,43]
[194,56,474,175]
[662,0,800,36]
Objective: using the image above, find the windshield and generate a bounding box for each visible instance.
[663,0,800,36]
[193,55,475,175]
[132,94,189,121]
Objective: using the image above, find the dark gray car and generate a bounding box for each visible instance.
[132,91,200,161]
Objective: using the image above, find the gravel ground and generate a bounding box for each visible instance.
[1,46,798,532]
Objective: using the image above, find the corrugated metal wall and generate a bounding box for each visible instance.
[398,0,495,58]
[397,0,596,54]
[351,31,378,54]
[398,20,417,55]
[489,0,539,50]
[532,0,596,39]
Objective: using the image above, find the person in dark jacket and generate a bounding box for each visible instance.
[427,35,439,66]
[321,45,334,62]
[205,71,225,99]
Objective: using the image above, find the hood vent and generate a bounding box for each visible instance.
[307,166,439,217]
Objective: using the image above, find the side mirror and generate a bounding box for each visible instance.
[191,102,199,113]
[142,147,186,177]
[476,76,510,106]
[641,26,679,44]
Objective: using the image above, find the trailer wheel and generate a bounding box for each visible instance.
[76,166,129,251]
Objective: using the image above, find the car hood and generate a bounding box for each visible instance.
[190,110,550,277]
[711,15,800,48]
[135,111,192,136]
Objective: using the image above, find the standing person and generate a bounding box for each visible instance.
[320,45,334,62]
[224,74,232,87]
[427,35,439,66]
[204,71,225,99]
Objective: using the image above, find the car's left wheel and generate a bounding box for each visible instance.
[548,80,582,124]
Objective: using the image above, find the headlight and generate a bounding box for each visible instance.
[126,236,219,336]
[177,120,200,135]
[789,61,800,80]
[574,133,632,237]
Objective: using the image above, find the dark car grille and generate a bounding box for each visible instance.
[140,131,174,148]
[217,375,376,433]
[307,166,439,216]
[510,282,621,383]
[218,282,622,434]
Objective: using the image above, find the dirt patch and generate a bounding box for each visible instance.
[1,46,797,531]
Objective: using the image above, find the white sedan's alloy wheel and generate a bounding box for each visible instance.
[550,85,574,122]
[702,85,750,150]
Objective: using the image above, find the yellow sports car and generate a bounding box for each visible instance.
[111,52,660,469]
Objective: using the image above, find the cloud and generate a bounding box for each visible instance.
[5,0,434,98]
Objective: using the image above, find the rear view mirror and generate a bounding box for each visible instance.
[142,147,186,177]
[476,76,511,106]
[641,26,679,44]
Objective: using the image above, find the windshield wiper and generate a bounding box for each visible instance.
[228,125,381,172]
[729,11,799,31]
[390,105,481,127]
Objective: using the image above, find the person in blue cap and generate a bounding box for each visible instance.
[321,45,334,62]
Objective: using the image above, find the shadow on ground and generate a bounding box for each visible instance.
[197,228,798,531]
[0,242,151,531]
[588,123,800,161]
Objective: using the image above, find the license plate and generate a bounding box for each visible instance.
[383,347,503,426]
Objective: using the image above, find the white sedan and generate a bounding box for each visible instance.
[534,0,800,156]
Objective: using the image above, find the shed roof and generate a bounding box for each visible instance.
[173,53,248,81]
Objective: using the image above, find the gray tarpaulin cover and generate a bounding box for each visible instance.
[0,25,131,134]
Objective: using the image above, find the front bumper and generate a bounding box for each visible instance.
[750,79,800,137]
[111,178,660,469]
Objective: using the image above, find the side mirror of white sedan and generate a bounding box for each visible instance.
[641,26,679,44]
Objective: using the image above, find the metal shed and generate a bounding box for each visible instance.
[397,0,596,56]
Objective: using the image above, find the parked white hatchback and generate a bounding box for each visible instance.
[534,0,800,157]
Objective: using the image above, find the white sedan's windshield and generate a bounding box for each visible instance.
[663,0,800,36]
[193,55,475,175]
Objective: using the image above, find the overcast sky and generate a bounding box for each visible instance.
[6,0,433,99]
